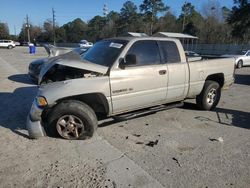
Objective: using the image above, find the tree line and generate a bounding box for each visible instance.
[0,0,249,44]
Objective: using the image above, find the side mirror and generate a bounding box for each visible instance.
[119,54,137,69]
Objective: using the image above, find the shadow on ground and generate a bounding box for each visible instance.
[0,85,37,137]
[8,74,35,85]
[234,73,250,86]
[183,102,250,129]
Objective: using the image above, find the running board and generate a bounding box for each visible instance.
[113,101,184,121]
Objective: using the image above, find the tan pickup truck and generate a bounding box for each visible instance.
[27,37,235,140]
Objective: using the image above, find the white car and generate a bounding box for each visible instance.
[78,40,93,48]
[235,50,250,68]
[0,40,16,49]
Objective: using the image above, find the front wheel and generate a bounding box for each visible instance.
[196,81,221,110]
[8,45,13,49]
[46,100,97,140]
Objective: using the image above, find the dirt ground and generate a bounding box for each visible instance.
[0,47,249,188]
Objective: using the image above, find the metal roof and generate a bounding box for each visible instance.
[153,32,198,39]
[126,32,148,37]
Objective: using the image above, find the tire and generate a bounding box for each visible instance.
[46,100,97,140]
[8,45,13,49]
[237,60,243,68]
[196,80,221,111]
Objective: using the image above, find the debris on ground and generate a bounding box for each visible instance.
[118,125,124,127]
[132,134,141,137]
[172,157,181,167]
[209,137,224,143]
[136,142,144,145]
[125,136,128,139]
[145,140,158,147]
[145,123,149,126]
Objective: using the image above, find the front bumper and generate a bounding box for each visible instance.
[26,100,46,138]
[26,116,46,138]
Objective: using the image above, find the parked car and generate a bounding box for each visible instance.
[235,50,250,68]
[79,40,93,48]
[27,37,235,140]
[185,51,202,62]
[28,45,90,83]
[20,41,29,46]
[14,41,21,46]
[0,40,15,49]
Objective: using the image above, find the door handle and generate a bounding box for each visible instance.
[159,70,166,75]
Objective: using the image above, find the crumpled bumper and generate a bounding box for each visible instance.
[26,115,46,138]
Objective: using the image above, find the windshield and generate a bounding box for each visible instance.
[81,39,128,67]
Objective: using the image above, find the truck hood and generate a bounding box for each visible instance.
[56,59,109,74]
[44,44,72,57]
[38,58,109,84]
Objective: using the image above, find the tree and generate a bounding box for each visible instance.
[140,0,169,35]
[55,27,66,43]
[227,0,250,42]
[0,22,10,39]
[62,18,88,42]
[157,11,179,32]
[19,23,42,42]
[118,1,140,35]
[178,2,203,34]
[104,11,120,37]
[86,16,106,42]
[38,19,54,42]
[221,6,231,21]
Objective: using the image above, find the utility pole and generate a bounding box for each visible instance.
[14,25,16,36]
[52,8,56,46]
[26,15,31,43]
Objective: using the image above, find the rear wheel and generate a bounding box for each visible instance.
[46,100,97,140]
[196,80,221,110]
[237,60,243,68]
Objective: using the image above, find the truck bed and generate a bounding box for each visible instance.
[187,58,235,98]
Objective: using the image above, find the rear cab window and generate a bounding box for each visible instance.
[158,41,181,63]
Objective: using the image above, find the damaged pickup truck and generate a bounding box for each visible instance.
[27,37,235,140]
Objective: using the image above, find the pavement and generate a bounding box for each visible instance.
[0,47,249,188]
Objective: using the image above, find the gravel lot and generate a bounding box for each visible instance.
[0,47,249,188]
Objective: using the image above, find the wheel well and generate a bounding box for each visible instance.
[55,93,109,116]
[206,73,224,87]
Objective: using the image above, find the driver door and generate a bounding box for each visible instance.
[110,40,168,114]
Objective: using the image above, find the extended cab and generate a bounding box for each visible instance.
[27,37,235,140]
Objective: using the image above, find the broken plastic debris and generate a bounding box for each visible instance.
[136,142,144,145]
[218,137,224,142]
[145,140,158,147]
[172,157,181,167]
[209,137,224,142]
[132,134,141,137]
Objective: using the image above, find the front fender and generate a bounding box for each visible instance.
[38,77,110,105]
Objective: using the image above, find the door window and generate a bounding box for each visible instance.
[126,40,161,66]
